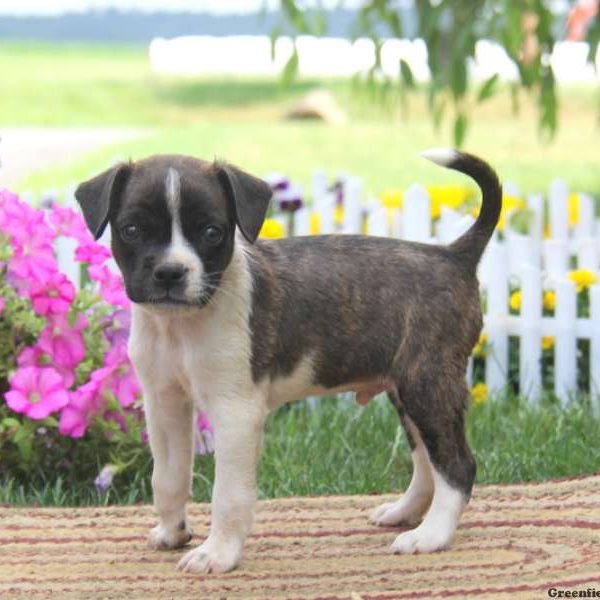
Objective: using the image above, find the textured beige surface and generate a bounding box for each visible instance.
[1,474,599,599]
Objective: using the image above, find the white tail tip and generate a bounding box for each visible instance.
[419,148,459,167]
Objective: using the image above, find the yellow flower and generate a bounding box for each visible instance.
[309,212,321,235]
[427,185,469,219]
[509,290,522,312]
[541,336,554,351]
[471,383,488,406]
[568,192,580,228]
[568,269,598,292]
[259,218,285,239]
[381,189,403,209]
[497,194,526,231]
[334,205,344,226]
[542,290,556,311]
[473,332,488,357]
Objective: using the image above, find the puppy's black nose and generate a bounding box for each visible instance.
[153,263,187,287]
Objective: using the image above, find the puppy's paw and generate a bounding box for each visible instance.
[389,524,453,554]
[370,495,429,527]
[177,538,241,574]
[148,521,193,550]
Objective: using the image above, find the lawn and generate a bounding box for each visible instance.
[2,42,600,197]
[1,394,599,507]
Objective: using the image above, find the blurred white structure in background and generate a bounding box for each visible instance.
[149,35,600,82]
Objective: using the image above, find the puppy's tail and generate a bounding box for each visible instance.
[420,148,502,270]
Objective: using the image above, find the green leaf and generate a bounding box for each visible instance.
[2,417,21,429]
[477,74,499,103]
[450,59,468,101]
[282,46,299,86]
[399,59,415,89]
[269,26,282,62]
[453,112,468,147]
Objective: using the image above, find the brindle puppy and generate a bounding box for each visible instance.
[75,149,501,574]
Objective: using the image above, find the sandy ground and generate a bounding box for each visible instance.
[0,127,146,190]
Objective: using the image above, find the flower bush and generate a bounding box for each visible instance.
[0,189,213,493]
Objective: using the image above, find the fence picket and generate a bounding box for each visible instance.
[366,207,388,237]
[519,264,542,399]
[484,241,509,395]
[554,278,577,405]
[402,184,430,242]
[342,177,363,234]
[543,239,569,281]
[591,285,600,414]
[549,179,569,241]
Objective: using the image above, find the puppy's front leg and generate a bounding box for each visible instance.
[145,387,195,550]
[178,398,265,574]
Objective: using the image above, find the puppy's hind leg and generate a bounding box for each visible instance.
[389,375,476,554]
[370,392,434,527]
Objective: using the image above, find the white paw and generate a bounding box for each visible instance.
[148,521,193,550]
[389,524,453,554]
[177,538,241,574]
[370,495,430,527]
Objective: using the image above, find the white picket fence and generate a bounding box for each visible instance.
[38,172,600,409]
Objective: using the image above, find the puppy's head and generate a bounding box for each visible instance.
[75,155,272,309]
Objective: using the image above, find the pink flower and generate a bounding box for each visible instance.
[1,192,58,291]
[5,366,69,420]
[38,313,87,371]
[29,272,75,316]
[17,344,75,388]
[75,241,111,266]
[88,264,129,308]
[195,411,214,455]
[98,345,140,408]
[49,204,89,243]
[0,297,5,316]
[8,247,57,290]
[102,308,131,346]
[59,377,106,438]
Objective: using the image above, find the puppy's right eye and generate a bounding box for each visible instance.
[121,223,140,242]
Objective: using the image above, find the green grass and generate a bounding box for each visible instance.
[1,395,599,507]
[3,43,600,197]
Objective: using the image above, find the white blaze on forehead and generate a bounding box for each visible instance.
[166,167,182,215]
[163,167,204,300]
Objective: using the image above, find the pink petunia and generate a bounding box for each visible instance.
[58,377,106,438]
[5,366,69,420]
[97,345,140,408]
[195,411,214,455]
[102,308,131,346]
[75,241,111,266]
[17,344,76,388]
[49,204,90,243]
[38,313,87,371]
[8,247,57,290]
[29,272,75,316]
[88,264,129,308]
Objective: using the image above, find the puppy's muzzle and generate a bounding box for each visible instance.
[152,263,190,298]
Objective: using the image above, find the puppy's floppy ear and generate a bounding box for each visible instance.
[75,163,130,240]
[216,162,272,243]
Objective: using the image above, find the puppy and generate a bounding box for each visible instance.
[75,149,501,574]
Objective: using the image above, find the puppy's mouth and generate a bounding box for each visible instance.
[143,292,208,309]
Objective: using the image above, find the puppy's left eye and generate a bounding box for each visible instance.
[202,225,224,245]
